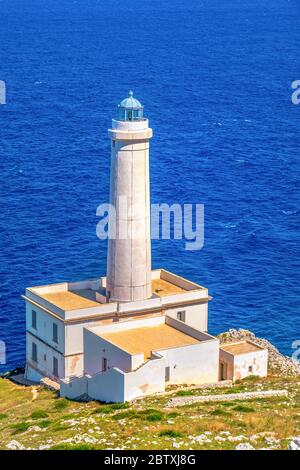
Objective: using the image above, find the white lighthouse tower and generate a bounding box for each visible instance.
[106,91,153,302]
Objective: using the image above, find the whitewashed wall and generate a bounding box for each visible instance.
[25,302,65,353]
[26,332,65,381]
[123,355,166,401]
[157,341,219,385]
[88,368,125,403]
[165,302,208,331]
[84,329,144,375]
[233,349,268,381]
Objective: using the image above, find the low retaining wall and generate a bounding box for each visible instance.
[167,389,288,408]
[60,375,88,399]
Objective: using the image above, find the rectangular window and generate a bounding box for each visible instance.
[165,366,170,382]
[32,342,37,362]
[53,357,58,377]
[52,323,58,343]
[32,310,37,330]
[248,365,253,373]
[102,357,108,372]
[176,311,186,322]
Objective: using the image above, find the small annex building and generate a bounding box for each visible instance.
[219,340,268,382]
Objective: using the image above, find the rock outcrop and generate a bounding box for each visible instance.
[288,437,300,450]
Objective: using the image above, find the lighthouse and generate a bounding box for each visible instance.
[106,91,153,302]
[24,92,228,401]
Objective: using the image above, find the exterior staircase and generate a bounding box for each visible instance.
[40,376,60,392]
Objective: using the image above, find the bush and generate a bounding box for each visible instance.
[146,412,163,422]
[31,410,49,420]
[0,413,8,420]
[53,399,69,411]
[167,412,179,418]
[38,419,52,428]
[159,429,183,438]
[232,405,255,413]
[210,409,230,416]
[112,411,137,420]
[51,443,94,450]
[94,403,130,414]
[11,422,30,434]
[176,390,194,396]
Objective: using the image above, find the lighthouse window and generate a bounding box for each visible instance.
[52,323,58,344]
[127,110,133,120]
[32,342,37,362]
[31,310,37,330]
[53,357,58,377]
[177,311,186,322]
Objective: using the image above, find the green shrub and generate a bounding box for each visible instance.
[176,390,194,396]
[11,422,31,434]
[31,410,49,420]
[159,429,183,438]
[240,375,260,383]
[210,409,230,416]
[53,399,69,411]
[112,411,137,420]
[51,443,94,450]
[51,423,71,432]
[146,412,163,422]
[0,413,8,420]
[38,419,52,428]
[232,405,255,413]
[167,412,179,418]
[107,402,129,410]
[94,403,130,414]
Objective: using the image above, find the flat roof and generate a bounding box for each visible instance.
[41,291,100,310]
[221,341,263,355]
[100,324,199,359]
[26,269,207,313]
[152,278,186,296]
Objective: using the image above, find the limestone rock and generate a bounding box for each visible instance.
[235,443,255,450]
[6,440,25,450]
[288,437,300,450]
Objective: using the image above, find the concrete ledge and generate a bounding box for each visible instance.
[167,389,288,408]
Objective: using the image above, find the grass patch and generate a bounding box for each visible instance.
[31,410,49,420]
[0,413,8,420]
[240,375,260,383]
[53,398,69,411]
[111,408,163,422]
[51,423,71,432]
[224,387,245,394]
[11,422,31,434]
[232,405,255,413]
[167,412,179,418]
[94,403,130,414]
[145,412,163,422]
[38,419,53,429]
[112,410,137,420]
[51,443,94,450]
[176,390,194,396]
[159,429,184,438]
[210,409,231,416]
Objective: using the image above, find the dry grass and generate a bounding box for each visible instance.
[0,374,299,450]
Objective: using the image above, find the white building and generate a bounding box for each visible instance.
[24,92,267,401]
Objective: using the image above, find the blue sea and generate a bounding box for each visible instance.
[0,0,299,371]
